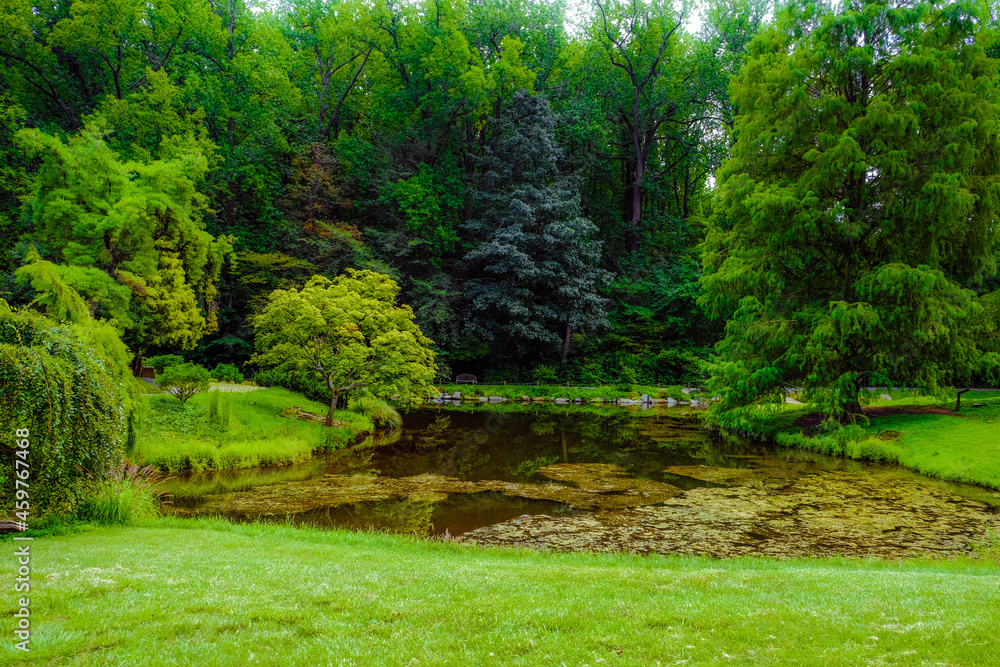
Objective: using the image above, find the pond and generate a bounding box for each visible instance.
[164,405,1000,559]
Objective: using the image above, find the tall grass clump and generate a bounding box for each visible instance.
[972,527,1000,565]
[207,389,232,429]
[348,395,402,429]
[775,420,903,463]
[320,409,375,451]
[76,462,164,525]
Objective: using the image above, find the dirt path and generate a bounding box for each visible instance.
[793,404,963,428]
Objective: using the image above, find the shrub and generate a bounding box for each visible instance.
[482,364,525,385]
[579,361,607,386]
[146,354,185,373]
[253,368,328,402]
[532,364,559,384]
[618,363,640,385]
[211,362,244,384]
[158,363,211,404]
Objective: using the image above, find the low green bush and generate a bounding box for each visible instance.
[532,364,559,384]
[145,354,185,373]
[158,362,211,404]
[211,362,244,384]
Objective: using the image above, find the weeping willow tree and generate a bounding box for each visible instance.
[0,302,132,511]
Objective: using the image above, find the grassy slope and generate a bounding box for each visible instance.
[135,387,373,472]
[2,518,998,666]
[772,392,1000,489]
[860,401,1000,489]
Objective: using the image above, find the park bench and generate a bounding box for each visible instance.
[138,365,157,386]
[455,373,478,385]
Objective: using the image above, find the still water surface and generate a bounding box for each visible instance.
[165,406,1000,558]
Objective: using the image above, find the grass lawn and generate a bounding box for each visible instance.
[768,392,1000,490]
[2,518,998,666]
[858,400,1000,489]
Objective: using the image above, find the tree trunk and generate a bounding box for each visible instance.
[841,376,865,422]
[841,399,863,422]
[561,324,572,362]
[326,388,339,427]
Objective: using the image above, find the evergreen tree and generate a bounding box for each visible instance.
[464,90,612,361]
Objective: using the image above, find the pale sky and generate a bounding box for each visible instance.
[564,0,706,38]
[257,0,706,39]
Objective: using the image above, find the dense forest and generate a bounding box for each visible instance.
[1,0,998,400]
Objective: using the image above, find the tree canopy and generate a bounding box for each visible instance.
[0,0,997,393]
[17,121,232,354]
[251,269,437,425]
[700,0,1000,429]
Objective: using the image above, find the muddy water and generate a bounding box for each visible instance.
[165,405,1000,558]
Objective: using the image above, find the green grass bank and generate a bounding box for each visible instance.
[2,518,998,666]
[135,387,373,472]
[772,391,1000,490]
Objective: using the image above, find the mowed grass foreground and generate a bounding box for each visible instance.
[2,518,998,666]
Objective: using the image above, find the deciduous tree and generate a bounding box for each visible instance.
[700,0,1000,429]
[251,270,437,425]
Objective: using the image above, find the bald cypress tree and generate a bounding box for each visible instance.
[700,0,1000,429]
